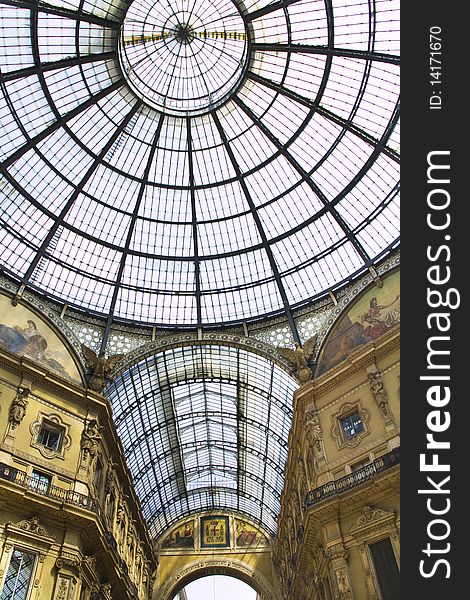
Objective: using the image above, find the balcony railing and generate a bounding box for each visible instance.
[0,462,100,513]
[304,447,400,508]
[1,462,140,596]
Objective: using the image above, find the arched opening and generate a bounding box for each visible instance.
[173,575,257,600]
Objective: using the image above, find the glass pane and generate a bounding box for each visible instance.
[0,548,35,600]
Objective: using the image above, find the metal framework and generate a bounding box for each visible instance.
[106,345,298,538]
[1,0,400,541]
[0,0,400,340]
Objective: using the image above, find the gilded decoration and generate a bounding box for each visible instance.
[200,516,230,548]
[160,520,195,549]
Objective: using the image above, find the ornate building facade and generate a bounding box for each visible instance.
[0,259,399,599]
[0,0,399,596]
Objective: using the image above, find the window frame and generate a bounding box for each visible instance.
[29,412,71,460]
[37,420,63,452]
[331,402,370,449]
[0,546,37,600]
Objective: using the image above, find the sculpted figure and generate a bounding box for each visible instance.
[80,419,104,459]
[278,334,317,383]
[82,344,124,392]
[9,386,30,428]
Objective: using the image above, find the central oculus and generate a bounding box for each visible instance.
[119,0,249,116]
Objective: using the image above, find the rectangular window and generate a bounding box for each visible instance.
[37,420,63,451]
[369,538,400,600]
[30,470,51,495]
[340,412,364,439]
[0,548,36,600]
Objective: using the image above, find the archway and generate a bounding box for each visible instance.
[155,557,281,600]
[174,575,257,599]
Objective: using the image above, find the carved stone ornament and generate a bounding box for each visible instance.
[30,412,72,460]
[100,582,112,598]
[55,577,71,600]
[105,459,117,494]
[327,543,348,562]
[331,401,370,449]
[56,554,82,573]
[8,386,31,429]
[335,568,353,599]
[349,505,396,538]
[82,344,124,392]
[6,515,55,540]
[80,419,104,460]
[277,335,317,384]
[304,408,323,453]
[366,365,390,417]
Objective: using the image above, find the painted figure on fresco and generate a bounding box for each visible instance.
[317,273,400,375]
[161,522,194,548]
[0,304,79,381]
[0,319,47,359]
[359,295,400,339]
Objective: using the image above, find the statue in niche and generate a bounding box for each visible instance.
[278,335,317,383]
[81,344,124,392]
[9,386,30,428]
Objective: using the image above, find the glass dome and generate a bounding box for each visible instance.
[0,0,400,328]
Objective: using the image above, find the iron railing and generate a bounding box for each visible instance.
[304,447,400,508]
[1,462,141,596]
[0,462,100,513]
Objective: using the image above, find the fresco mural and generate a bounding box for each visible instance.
[317,271,400,375]
[235,519,269,547]
[0,293,81,383]
[161,520,195,549]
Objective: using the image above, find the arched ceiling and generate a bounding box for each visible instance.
[0,0,400,332]
[105,344,298,538]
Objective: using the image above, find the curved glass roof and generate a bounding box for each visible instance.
[0,0,399,328]
[106,344,297,538]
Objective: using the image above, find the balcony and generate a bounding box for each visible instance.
[0,462,100,513]
[304,447,400,508]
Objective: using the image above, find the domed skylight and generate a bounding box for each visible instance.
[0,0,400,328]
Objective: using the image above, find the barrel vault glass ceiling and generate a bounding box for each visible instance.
[0,0,400,330]
[0,0,399,537]
[107,344,298,538]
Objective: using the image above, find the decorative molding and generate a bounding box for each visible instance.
[112,332,294,380]
[6,515,56,541]
[156,557,279,600]
[29,411,72,460]
[349,505,397,542]
[0,444,76,478]
[331,402,371,449]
